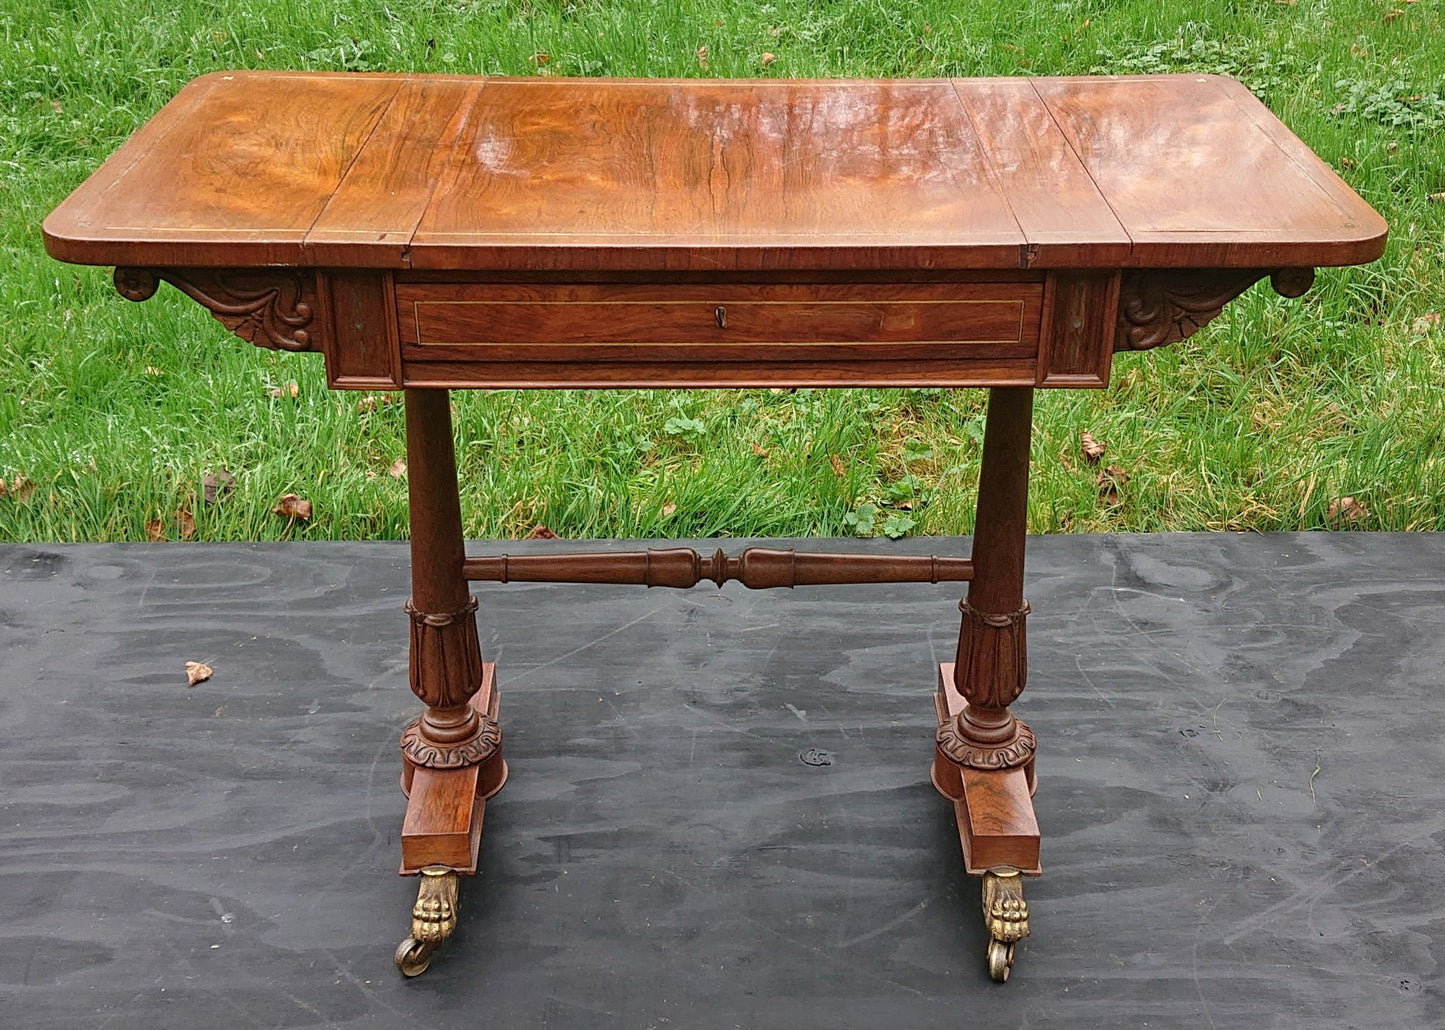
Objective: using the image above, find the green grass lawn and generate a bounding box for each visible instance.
[2,0,1442,543]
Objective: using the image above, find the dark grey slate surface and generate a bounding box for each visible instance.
[0,534,1441,1029]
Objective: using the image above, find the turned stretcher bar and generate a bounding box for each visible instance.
[462,547,974,589]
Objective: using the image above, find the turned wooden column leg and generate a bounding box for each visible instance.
[400,388,495,767]
[930,386,1039,983]
[394,388,507,977]
[943,386,1036,780]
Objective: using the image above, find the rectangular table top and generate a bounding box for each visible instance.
[43,71,1386,274]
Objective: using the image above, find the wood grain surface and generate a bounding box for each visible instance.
[951,78,1131,267]
[410,78,1025,270]
[44,72,1387,272]
[46,72,403,267]
[393,280,1042,388]
[307,77,484,268]
[1029,75,1386,268]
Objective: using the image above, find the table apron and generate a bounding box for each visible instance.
[317,271,1119,390]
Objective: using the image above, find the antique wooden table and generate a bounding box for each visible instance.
[44,71,1386,982]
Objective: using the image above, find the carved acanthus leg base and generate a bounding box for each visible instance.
[404,594,491,764]
[936,716,1037,793]
[947,598,1031,743]
[400,715,501,770]
[394,867,459,977]
[982,867,1030,982]
[937,598,1036,798]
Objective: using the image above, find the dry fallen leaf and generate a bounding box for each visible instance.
[268,381,299,399]
[1097,465,1130,504]
[829,453,848,476]
[527,525,559,539]
[1339,156,1357,170]
[1080,430,1107,465]
[751,442,771,458]
[175,507,196,540]
[1413,313,1441,334]
[388,458,407,478]
[7,475,34,502]
[1428,192,1445,204]
[186,661,212,687]
[145,518,166,541]
[696,45,709,69]
[203,470,235,506]
[1384,8,1404,22]
[356,394,397,414]
[529,51,550,66]
[761,52,776,66]
[1326,496,1369,525]
[272,493,313,520]
[661,502,678,518]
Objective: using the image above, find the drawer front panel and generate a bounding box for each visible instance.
[396,281,1044,388]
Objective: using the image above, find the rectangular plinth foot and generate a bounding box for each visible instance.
[400,663,502,875]
[934,662,1041,875]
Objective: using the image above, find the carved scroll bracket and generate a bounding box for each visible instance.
[113,267,319,352]
[1114,267,1315,352]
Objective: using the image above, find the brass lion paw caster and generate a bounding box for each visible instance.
[394,866,460,977]
[982,866,1029,982]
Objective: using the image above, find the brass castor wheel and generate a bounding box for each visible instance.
[394,866,460,978]
[981,866,1029,983]
[394,937,437,978]
[986,939,1016,982]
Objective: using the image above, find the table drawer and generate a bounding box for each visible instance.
[395,281,1044,388]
